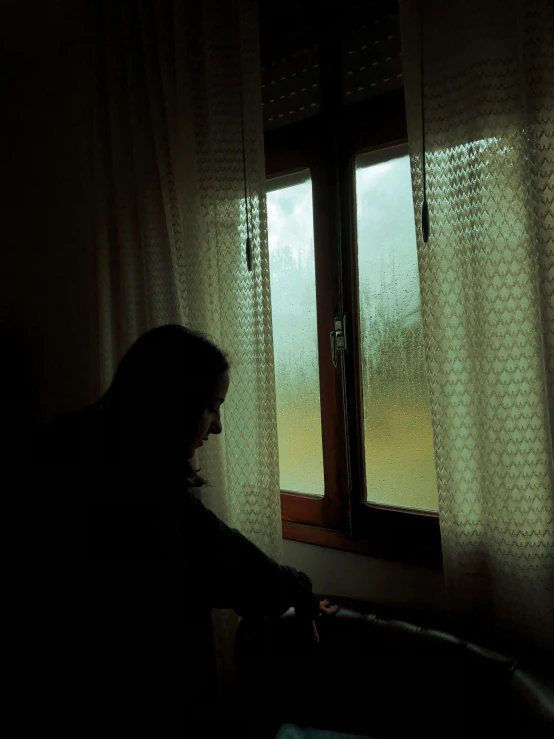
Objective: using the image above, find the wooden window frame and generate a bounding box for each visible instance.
[338,94,442,567]
[265,130,349,532]
[264,42,443,569]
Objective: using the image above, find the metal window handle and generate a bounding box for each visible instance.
[330,315,347,368]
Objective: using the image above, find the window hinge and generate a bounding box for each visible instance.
[330,314,348,368]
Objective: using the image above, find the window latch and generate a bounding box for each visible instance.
[330,314,347,368]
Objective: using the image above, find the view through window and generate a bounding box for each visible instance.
[355,147,438,511]
[266,171,324,496]
[265,151,438,512]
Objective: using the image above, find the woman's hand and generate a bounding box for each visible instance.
[312,598,339,642]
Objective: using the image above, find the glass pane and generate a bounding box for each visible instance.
[266,171,324,496]
[356,148,438,511]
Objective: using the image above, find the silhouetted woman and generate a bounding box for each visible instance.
[40,324,334,615]
[38,325,337,730]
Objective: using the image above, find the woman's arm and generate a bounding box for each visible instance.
[180,489,320,622]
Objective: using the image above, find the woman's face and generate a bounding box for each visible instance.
[187,370,230,458]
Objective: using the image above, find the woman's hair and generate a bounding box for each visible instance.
[44,325,229,485]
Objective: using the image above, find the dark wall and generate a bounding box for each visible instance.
[1,1,99,461]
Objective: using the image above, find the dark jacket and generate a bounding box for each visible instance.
[84,491,320,729]
[37,412,321,734]
[83,490,319,620]
[179,489,319,620]
[41,411,320,621]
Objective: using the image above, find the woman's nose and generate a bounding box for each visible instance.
[210,418,223,435]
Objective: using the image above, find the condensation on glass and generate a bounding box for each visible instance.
[355,146,438,511]
[266,170,324,496]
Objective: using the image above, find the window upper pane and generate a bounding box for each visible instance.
[266,171,324,496]
[355,147,438,511]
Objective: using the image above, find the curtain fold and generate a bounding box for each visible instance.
[400,0,553,652]
[92,0,281,715]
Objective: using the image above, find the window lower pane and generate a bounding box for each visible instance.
[266,170,324,496]
[355,147,438,511]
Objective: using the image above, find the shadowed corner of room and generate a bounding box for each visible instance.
[0,328,40,467]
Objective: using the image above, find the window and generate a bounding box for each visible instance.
[266,171,324,496]
[355,148,438,512]
[262,0,442,567]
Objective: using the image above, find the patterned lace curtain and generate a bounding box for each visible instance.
[92,0,282,711]
[399,0,554,652]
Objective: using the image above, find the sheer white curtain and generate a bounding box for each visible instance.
[91,0,282,710]
[400,0,553,652]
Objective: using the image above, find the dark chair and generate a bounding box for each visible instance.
[235,604,554,739]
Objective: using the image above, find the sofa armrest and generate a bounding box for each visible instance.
[235,606,554,739]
